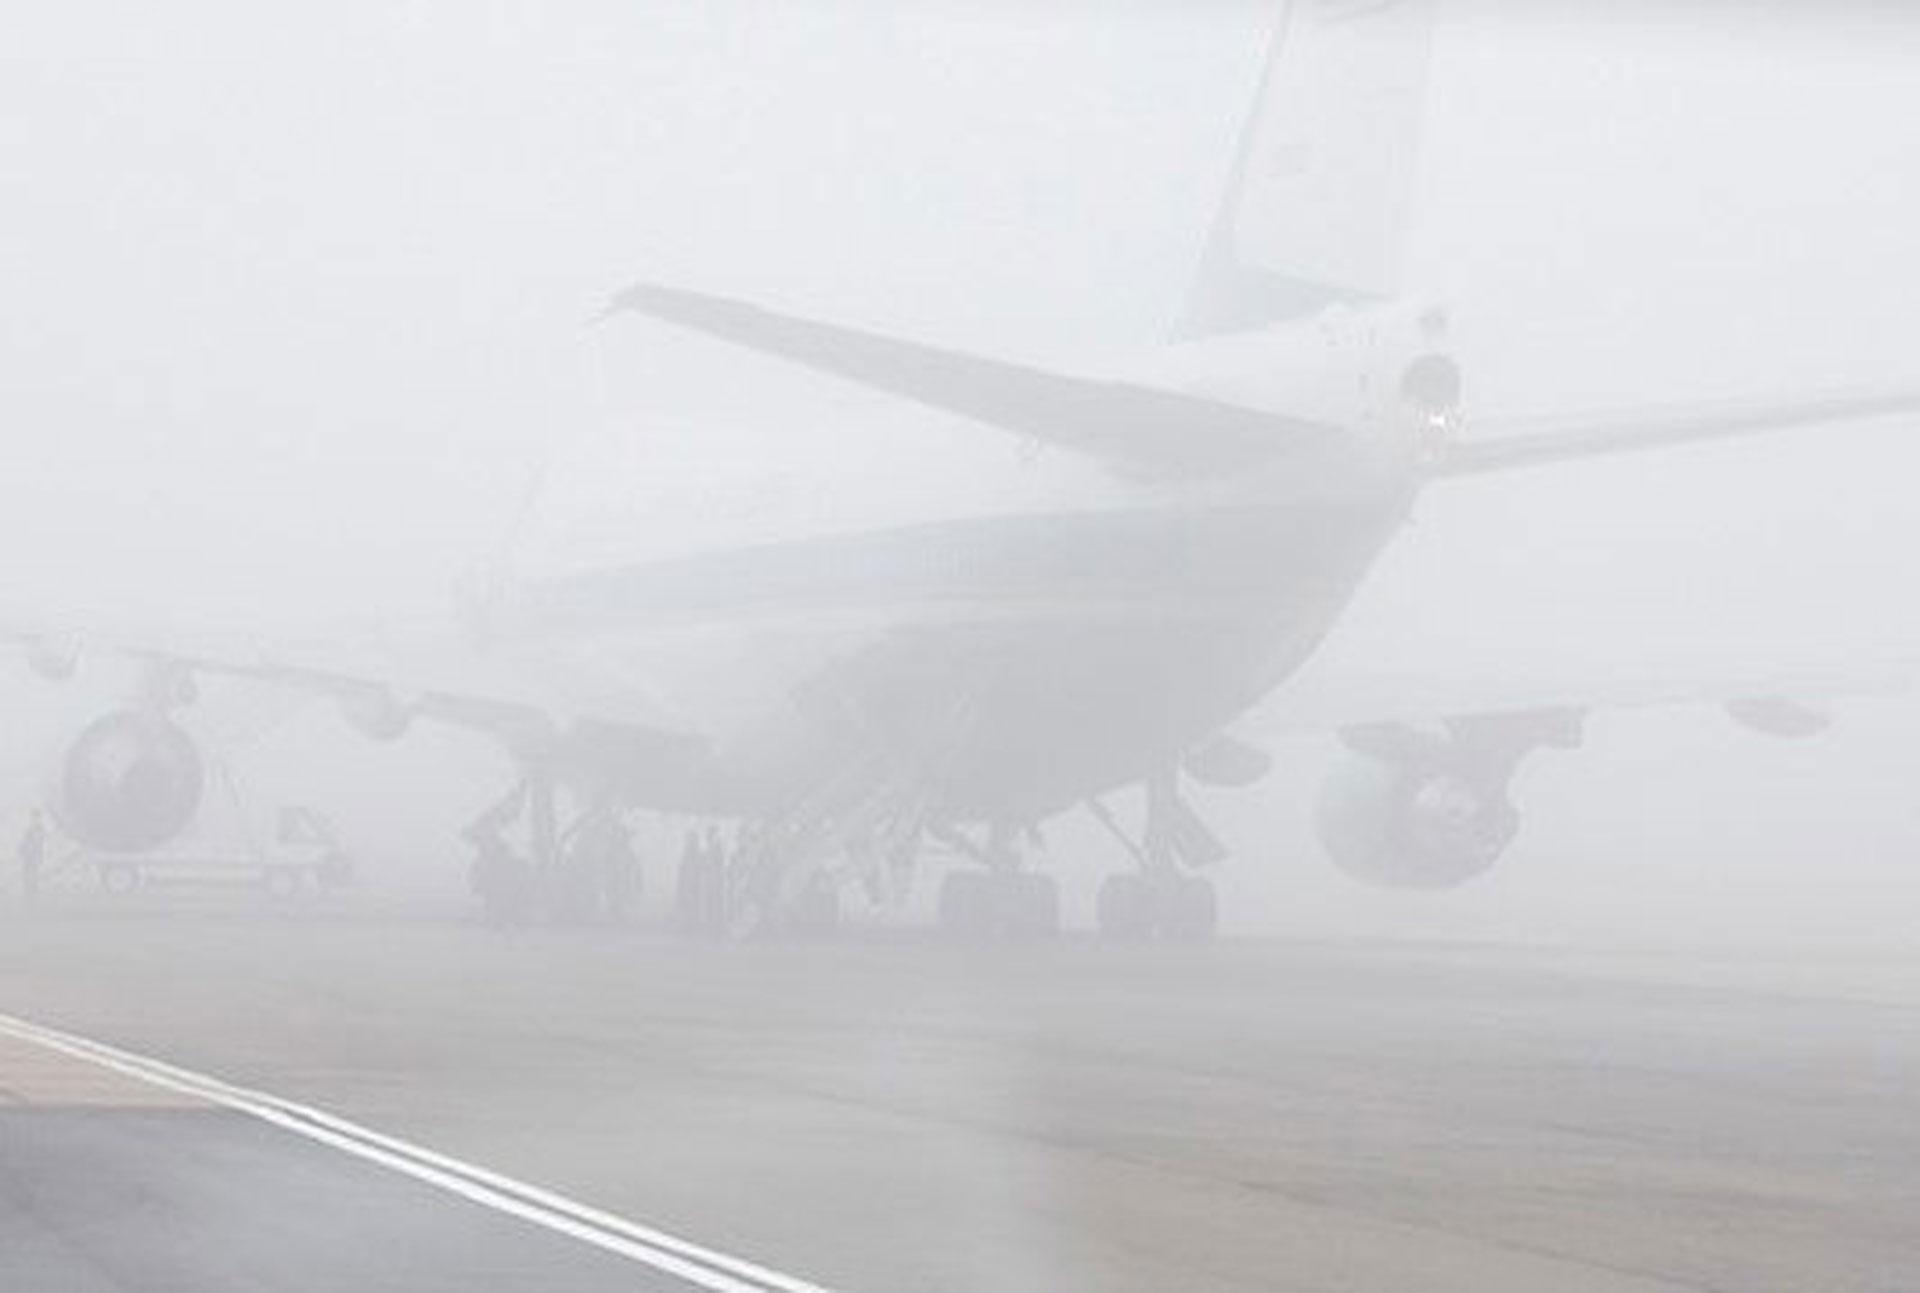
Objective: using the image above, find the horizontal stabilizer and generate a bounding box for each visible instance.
[1438,387,1920,477]
[607,283,1338,478]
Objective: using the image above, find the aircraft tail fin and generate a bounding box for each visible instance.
[1178,0,1440,338]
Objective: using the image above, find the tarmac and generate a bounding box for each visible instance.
[1,912,1915,1292]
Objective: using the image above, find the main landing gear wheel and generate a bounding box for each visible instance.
[1160,874,1218,943]
[938,870,1060,942]
[1003,872,1061,941]
[1096,872,1217,943]
[676,848,728,935]
[470,848,533,928]
[1095,873,1153,942]
[786,873,842,938]
[937,869,991,938]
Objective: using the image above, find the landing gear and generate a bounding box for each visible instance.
[936,869,1060,941]
[470,839,533,928]
[787,871,843,938]
[1162,873,1218,942]
[675,831,728,934]
[1006,871,1061,940]
[936,869,989,936]
[934,823,1060,942]
[1095,871,1216,943]
[1088,771,1225,944]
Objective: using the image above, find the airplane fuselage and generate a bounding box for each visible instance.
[490,428,1421,825]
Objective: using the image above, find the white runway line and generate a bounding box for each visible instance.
[0,1011,835,1293]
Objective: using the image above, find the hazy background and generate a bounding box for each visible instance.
[2,1,1916,952]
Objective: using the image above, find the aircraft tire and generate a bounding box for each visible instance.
[674,855,701,928]
[938,870,993,940]
[789,874,842,937]
[1000,872,1060,941]
[1096,873,1153,942]
[676,855,726,935]
[549,863,600,927]
[601,860,640,927]
[487,859,536,929]
[1158,875,1218,944]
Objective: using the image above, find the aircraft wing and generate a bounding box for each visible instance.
[1242,644,1916,743]
[1439,388,1920,477]
[605,282,1340,479]
[1,605,708,773]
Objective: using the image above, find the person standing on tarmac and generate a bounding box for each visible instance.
[466,822,530,928]
[17,810,47,908]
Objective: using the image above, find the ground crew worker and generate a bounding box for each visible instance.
[18,810,46,908]
[467,824,530,928]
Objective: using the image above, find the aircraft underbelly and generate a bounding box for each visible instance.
[504,499,1401,817]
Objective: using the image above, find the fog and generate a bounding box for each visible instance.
[3,1,1913,948]
[1,6,1918,1289]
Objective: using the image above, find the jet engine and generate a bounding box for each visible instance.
[54,710,205,853]
[1314,711,1582,890]
[1314,753,1518,890]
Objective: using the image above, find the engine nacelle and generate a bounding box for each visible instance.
[1315,711,1581,890]
[1313,752,1519,891]
[54,710,205,853]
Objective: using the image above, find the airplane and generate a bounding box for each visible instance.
[16,0,1920,940]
